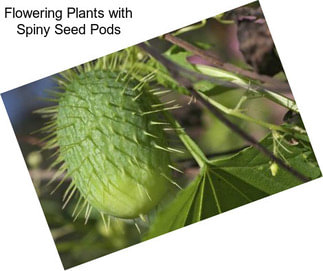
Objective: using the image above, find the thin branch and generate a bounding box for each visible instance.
[205,145,250,158]
[140,40,297,113]
[187,87,309,182]
[163,33,291,93]
[177,145,250,167]
[197,92,292,133]
[138,43,310,182]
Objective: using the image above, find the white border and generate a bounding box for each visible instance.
[1,0,323,270]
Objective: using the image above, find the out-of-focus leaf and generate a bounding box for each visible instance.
[195,64,247,86]
[139,59,189,95]
[164,50,195,71]
[193,80,237,96]
[214,13,235,24]
[163,51,239,95]
[171,20,207,36]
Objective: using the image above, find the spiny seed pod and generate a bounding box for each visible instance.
[38,51,178,220]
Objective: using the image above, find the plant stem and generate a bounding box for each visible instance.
[163,111,208,168]
[198,91,292,133]
[138,42,310,183]
[163,33,291,93]
[195,64,298,112]
[188,85,309,182]
[177,145,250,167]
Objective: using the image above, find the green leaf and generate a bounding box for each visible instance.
[164,50,195,71]
[211,135,320,193]
[145,164,267,240]
[145,169,203,239]
[145,134,321,239]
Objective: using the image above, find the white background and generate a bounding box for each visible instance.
[0,0,323,270]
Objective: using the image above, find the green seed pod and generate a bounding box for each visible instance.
[41,56,173,220]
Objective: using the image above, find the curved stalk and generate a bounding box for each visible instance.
[198,91,294,133]
[163,111,208,168]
